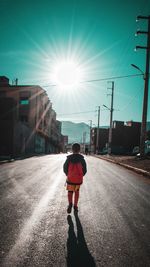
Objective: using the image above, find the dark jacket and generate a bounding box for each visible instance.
[63,153,87,185]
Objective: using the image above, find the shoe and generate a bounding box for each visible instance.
[67,204,72,214]
[74,205,78,212]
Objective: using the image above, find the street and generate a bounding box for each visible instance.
[0,154,150,267]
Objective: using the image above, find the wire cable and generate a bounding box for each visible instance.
[42,73,144,88]
[58,110,96,116]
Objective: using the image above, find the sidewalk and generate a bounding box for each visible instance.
[95,155,150,178]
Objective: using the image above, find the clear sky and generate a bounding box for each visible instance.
[0,0,150,126]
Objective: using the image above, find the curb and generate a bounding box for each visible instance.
[94,155,150,178]
[0,159,15,165]
[117,162,150,178]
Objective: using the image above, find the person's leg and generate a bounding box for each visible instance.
[74,189,79,210]
[68,191,73,204]
[67,191,73,213]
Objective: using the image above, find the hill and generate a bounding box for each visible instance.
[61,121,90,143]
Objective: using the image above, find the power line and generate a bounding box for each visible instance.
[80,73,144,84]
[57,106,119,116]
[57,110,95,116]
[42,73,144,88]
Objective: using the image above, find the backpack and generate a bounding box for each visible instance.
[67,162,83,184]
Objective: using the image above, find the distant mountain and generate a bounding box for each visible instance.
[61,121,90,143]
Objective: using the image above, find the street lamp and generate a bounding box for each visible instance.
[131,64,145,79]
[131,63,148,158]
[103,81,114,155]
[96,106,100,154]
[133,15,150,158]
[88,120,92,154]
[103,104,110,110]
[103,104,113,155]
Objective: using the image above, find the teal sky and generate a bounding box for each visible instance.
[0,0,150,126]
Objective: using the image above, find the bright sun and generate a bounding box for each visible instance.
[51,59,84,89]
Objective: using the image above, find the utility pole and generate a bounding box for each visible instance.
[108,81,114,155]
[88,120,92,154]
[135,15,150,158]
[83,131,86,153]
[96,106,100,154]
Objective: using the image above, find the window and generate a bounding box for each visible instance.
[20,98,29,105]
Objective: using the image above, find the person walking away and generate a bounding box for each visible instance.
[63,143,87,213]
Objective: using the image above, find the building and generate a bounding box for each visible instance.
[0,76,62,158]
[60,135,68,153]
[91,120,141,155]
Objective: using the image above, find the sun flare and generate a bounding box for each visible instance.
[51,59,84,90]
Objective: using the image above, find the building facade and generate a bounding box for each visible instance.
[0,76,62,158]
[91,120,141,155]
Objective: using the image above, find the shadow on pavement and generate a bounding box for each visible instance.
[67,213,96,267]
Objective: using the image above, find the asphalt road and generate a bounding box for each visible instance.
[0,154,150,267]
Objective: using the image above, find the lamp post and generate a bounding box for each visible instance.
[131,63,146,157]
[134,15,150,158]
[131,63,148,157]
[103,81,114,155]
[88,120,92,154]
[103,104,112,155]
[131,64,145,79]
[96,106,100,154]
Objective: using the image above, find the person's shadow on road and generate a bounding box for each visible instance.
[67,213,96,267]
